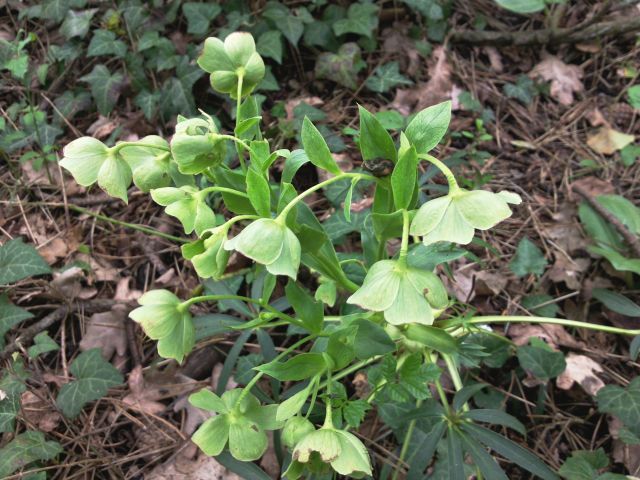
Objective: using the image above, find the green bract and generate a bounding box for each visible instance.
[286,427,372,479]
[181,225,230,279]
[170,117,226,174]
[198,32,265,98]
[224,218,301,279]
[150,186,216,236]
[60,137,132,202]
[190,388,281,461]
[128,289,193,363]
[347,259,448,326]
[119,135,172,192]
[410,188,522,245]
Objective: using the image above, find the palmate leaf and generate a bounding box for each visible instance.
[79,64,126,116]
[182,2,221,35]
[56,349,124,418]
[0,238,51,285]
[0,431,62,478]
[333,2,379,38]
[462,423,559,480]
[509,237,547,277]
[517,340,566,380]
[0,294,34,349]
[365,62,412,93]
[0,394,20,433]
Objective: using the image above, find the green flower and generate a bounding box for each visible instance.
[410,188,521,245]
[347,260,448,326]
[285,427,372,479]
[181,226,230,279]
[129,290,194,363]
[197,32,265,98]
[190,388,282,461]
[60,137,132,203]
[224,218,301,279]
[151,186,216,236]
[119,135,172,192]
[170,117,226,175]
[282,416,315,450]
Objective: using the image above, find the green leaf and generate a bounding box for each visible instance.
[60,9,97,39]
[352,319,395,359]
[447,427,466,480]
[464,409,526,436]
[517,341,566,380]
[391,141,418,209]
[0,238,51,284]
[559,449,609,480]
[596,377,640,437]
[503,75,537,104]
[509,237,547,277]
[406,420,446,479]
[592,288,640,317]
[56,348,124,418]
[28,331,59,358]
[458,431,508,480]
[255,352,326,381]
[0,295,33,348]
[588,245,640,276]
[314,42,363,90]
[79,64,126,115]
[365,62,412,93]
[333,2,379,38]
[134,90,159,120]
[462,423,559,480]
[301,117,341,175]
[343,399,370,428]
[403,324,458,355]
[0,393,20,433]
[263,4,305,46]
[284,281,324,333]
[597,194,640,234]
[257,30,283,64]
[358,105,397,162]
[246,167,271,217]
[87,30,127,58]
[182,2,221,35]
[404,101,451,154]
[629,85,640,109]
[276,381,315,422]
[620,144,640,167]
[216,451,274,480]
[494,0,545,14]
[0,431,62,478]
[631,336,640,361]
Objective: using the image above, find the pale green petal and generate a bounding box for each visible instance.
[97,153,132,203]
[294,429,341,463]
[192,415,229,456]
[165,197,197,234]
[197,37,235,73]
[245,404,283,430]
[221,389,245,411]
[191,229,230,279]
[228,418,268,461]
[189,388,227,413]
[409,195,451,236]
[150,187,189,206]
[332,431,372,477]
[60,137,109,186]
[244,52,265,85]
[211,71,238,94]
[497,190,522,205]
[405,268,449,310]
[455,190,513,230]
[137,289,181,306]
[347,260,401,312]
[224,32,256,67]
[384,275,433,326]
[421,202,475,245]
[266,227,301,279]
[194,201,217,236]
[157,311,194,363]
[129,304,181,339]
[171,133,223,174]
[229,219,285,265]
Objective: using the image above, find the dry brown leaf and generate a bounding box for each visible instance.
[50,266,97,300]
[381,26,420,76]
[79,308,128,360]
[483,46,504,72]
[146,453,241,480]
[556,353,605,396]
[529,55,584,106]
[609,417,640,476]
[508,323,585,350]
[20,390,62,432]
[548,256,590,290]
[38,237,70,264]
[571,177,616,197]
[474,271,508,296]
[585,108,609,127]
[284,96,324,121]
[122,365,166,416]
[587,127,635,155]
[87,115,118,139]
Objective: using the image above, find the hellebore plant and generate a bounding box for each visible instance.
[60,31,640,479]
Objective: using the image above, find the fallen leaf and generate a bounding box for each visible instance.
[529,55,584,106]
[556,353,605,396]
[609,417,640,476]
[381,25,420,76]
[508,323,585,350]
[548,256,590,290]
[50,266,97,300]
[571,177,616,197]
[86,115,118,139]
[122,365,166,416]
[38,238,70,264]
[146,453,241,480]
[587,127,635,155]
[586,108,609,127]
[483,46,504,72]
[284,96,324,121]
[20,390,62,432]
[474,271,508,296]
[79,308,128,360]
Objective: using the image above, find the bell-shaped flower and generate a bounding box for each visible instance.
[285,427,372,479]
[282,416,315,449]
[150,186,216,236]
[119,135,173,192]
[181,226,230,279]
[129,289,194,363]
[170,117,227,175]
[347,260,448,326]
[190,388,282,462]
[60,137,132,202]
[410,188,521,245]
[197,32,265,98]
[224,218,300,279]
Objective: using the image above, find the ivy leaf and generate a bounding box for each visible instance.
[263,4,304,46]
[365,62,412,93]
[134,90,160,120]
[315,42,363,90]
[0,394,20,433]
[60,9,97,39]
[509,237,547,277]
[596,377,640,437]
[333,2,379,39]
[631,336,640,361]
[28,331,60,358]
[182,3,221,35]
[0,432,62,477]
[79,64,126,116]
[257,30,283,64]
[56,349,124,418]
[503,75,537,105]
[0,238,51,285]
[0,295,33,349]
[517,339,566,380]
[87,30,127,58]
[343,399,370,428]
[559,449,609,480]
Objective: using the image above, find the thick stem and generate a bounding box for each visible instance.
[235,75,247,173]
[456,315,640,336]
[322,368,334,429]
[418,154,459,192]
[443,354,468,412]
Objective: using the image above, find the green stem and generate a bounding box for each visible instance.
[398,209,410,267]
[178,294,305,328]
[316,357,381,393]
[235,74,247,173]
[236,334,317,408]
[393,399,422,480]
[322,368,334,429]
[443,354,468,412]
[455,316,640,336]
[218,134,255,157]
[418,153,459,192]
[111,142,170,154]
[198,186,249,199]
[277,172,377,221]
